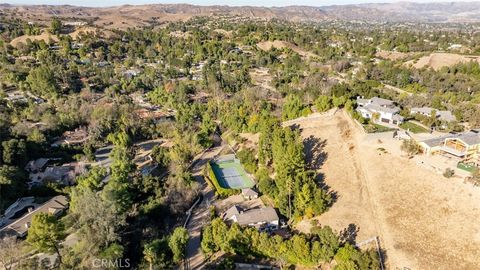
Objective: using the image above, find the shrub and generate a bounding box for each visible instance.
[237,148,257,174]
[443,168,455,178]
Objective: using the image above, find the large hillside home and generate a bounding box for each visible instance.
[410,107,456,122]
[223,205,279,232]
[0,195,68,239]
[356,97,404,125]
[418,129,480,166]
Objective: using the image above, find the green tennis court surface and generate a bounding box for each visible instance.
[210,157,254,189]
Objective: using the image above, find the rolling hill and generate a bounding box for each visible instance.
[1,2,480,29]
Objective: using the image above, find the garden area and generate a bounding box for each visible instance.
[399,121,429,133]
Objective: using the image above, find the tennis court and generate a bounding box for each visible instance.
[210,156,255,189]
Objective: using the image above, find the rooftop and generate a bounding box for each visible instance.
[411,107,456,122]
[236,207,279,226]
[365,103,400,114]
[454,130,480,146]
[420,130,480,147]
[241,188,258,197]
[371,97,394,107]
[0,195,68,238]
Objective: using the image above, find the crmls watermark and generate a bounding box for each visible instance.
[92,259,131,268]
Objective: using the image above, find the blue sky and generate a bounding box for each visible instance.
[1,0,470,7]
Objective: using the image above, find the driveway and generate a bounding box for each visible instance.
[185,145,224,270]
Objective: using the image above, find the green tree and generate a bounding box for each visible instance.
[0,165,15,205]
[102,132,135,212]
[315,95,333,112]
[26,66,58,97]
[282,94,306,121]
[143,239,170,270]
[168,227,189,263]
[26,213,66,266]
[2,139,27,165]
[400,139,420,157]
[50,18,62,35]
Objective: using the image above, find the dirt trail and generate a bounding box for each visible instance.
[293,110,480,269]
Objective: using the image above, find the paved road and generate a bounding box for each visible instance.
[184,146,224,270]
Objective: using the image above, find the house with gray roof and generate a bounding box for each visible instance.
[356,96,404,125]
[418,129,480,166]
[411,107,456,122]
[25,158,50,173]
[0,195,68,238]
[241,188,259,200]
[223,205,279,232]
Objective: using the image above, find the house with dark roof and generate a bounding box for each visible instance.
[223,205,279,232]
[28,163,87,187]
[0,195,68,238]
[25,158,50,173]
[356,97,404,125]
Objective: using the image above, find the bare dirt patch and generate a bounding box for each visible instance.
[10,27,116,47]
[238,132,260,149]
[257,40,318,59]
[292,110,480,270]
[376,50,413,61]
[10,32,59,47]
[68,26,116,40]
[249,67,274,91]
[404,52,480,70]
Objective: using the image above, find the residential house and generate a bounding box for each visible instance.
[223,205,279,232]
[28,163,87,187]
[135,108,175,123]
[0,195,68,238]
[130,93,156,109]
[64,21,87,26]
[410,107,456,122]
[418,129,480,166]
[123,69,141,79]
[25,158,50,173]
[241,188,259,200]
[52,127,89,147]
[0,197,35,227]
[356,97,404,125]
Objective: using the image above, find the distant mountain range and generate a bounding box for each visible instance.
[1,2,480,28]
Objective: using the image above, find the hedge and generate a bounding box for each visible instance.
[205,161,239,198]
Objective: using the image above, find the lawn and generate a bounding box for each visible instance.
[457,162,477,173]
[399,121,429,133]
[363,123,396,133]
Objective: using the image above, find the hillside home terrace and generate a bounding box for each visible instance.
[356,97,404,125]
[419,129,480,166]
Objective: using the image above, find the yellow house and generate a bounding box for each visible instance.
[419,130,480,166]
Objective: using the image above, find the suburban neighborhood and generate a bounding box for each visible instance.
[1,2,480,270]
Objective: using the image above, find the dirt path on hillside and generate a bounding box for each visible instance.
[292,110,480,269]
